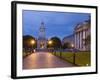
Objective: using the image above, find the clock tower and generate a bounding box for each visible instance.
[37,22,47,49]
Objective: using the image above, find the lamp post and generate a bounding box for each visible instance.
[48,40,52,45]
[71,44,75,64]
[48,40,53,52]
[31,40,35,53]
[60,46,62,58]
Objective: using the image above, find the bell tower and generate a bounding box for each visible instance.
[39,22,45,38]
[37,22,47,49]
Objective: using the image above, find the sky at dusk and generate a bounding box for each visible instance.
[23,10,90,40]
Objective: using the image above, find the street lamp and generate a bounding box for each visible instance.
[31,40,35,53]
[31,40,35,45]
[48,40,52,45]
[71,44,74,48]
[71,44,75,64]
[48,40,53,52]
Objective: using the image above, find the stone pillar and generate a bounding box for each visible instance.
[79,32,80,49]
[80,31,82,50]
[74,33,76,48]
[81,30,83,50]
[77,32,79,49]
[83,30,86,51]
[76,33,78,49]
[85,30,87,50]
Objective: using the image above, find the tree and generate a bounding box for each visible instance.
[47,37,62,49]
[62,42,71,49]
[23,35,37,49]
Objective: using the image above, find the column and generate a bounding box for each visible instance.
[81,30,83,50]
[85,29,87,50]
[76,33,78,49]
[83,30,86,51]
[77,32,79,49]
[75,33,76,49]
[85,30,86,50]
[79,32,80,50]
[80,31,82,50]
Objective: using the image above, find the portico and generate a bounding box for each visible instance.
[74,20,90,51]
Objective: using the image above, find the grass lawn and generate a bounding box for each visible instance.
[52,51,91,66]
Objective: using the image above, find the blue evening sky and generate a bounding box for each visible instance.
[23,10,90,40]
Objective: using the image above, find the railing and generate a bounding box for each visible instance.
[52,51,90,66]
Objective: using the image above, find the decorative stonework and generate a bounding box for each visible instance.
[37,22,47,49]
[74,20,90,51]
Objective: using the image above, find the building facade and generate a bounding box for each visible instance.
[37,22,47,49]
[62,34,74,47]
[74,20,90,51]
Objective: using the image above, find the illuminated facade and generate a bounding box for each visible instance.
[74,20,90,51]
[62,34,74,46]
[37,22,47,49]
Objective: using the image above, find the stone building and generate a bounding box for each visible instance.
[74,20,91,51]
[62,34,74,47]
[37,22,47,49]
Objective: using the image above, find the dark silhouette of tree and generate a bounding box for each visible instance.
[48,37,62,49]
[23,35,37,49]
[62,42,71,49]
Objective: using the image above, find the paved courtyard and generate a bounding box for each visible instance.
[23,52,76,69]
